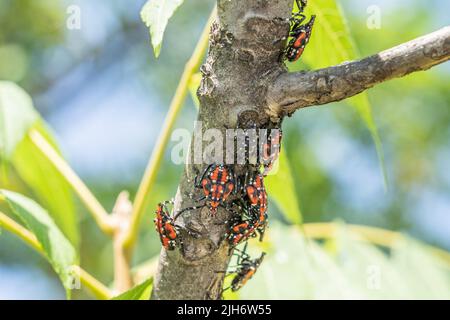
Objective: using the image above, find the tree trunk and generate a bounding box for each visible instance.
[151,0,292,300]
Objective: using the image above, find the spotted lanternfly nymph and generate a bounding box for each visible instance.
[154,202,179,250]
[192,164,236,216]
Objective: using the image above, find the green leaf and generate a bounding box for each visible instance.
[265,151,302,224]
[0,81,38,158]
[12,122,79,247]
[140,0,184,58]
[112,278,153,300]
[1,189,78,298]
[291,0,387,187]
[237,223,450,299]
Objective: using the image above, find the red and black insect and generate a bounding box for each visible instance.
[261,129,282,176]
[245,171,269,241]
[191,164,236,216]
[154,202,179,251]
[223,247,266,292]
[284,0,316,62]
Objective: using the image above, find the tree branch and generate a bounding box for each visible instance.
[267,26,450,118]
[150,1,449,300]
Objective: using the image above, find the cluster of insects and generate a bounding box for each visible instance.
[153,127,281,292]
[153,0,315,294]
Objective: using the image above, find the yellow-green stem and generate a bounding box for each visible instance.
[124,7,216,250]
[29,129,114,235]
[0,211,112,299]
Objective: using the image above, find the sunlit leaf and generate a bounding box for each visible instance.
[0,81,37,158]
[112,278,153,300]
[141,0,184,58]
[0,45,28,82]
[1,189,78,298]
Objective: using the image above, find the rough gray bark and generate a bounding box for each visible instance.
[151,0,450,300]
